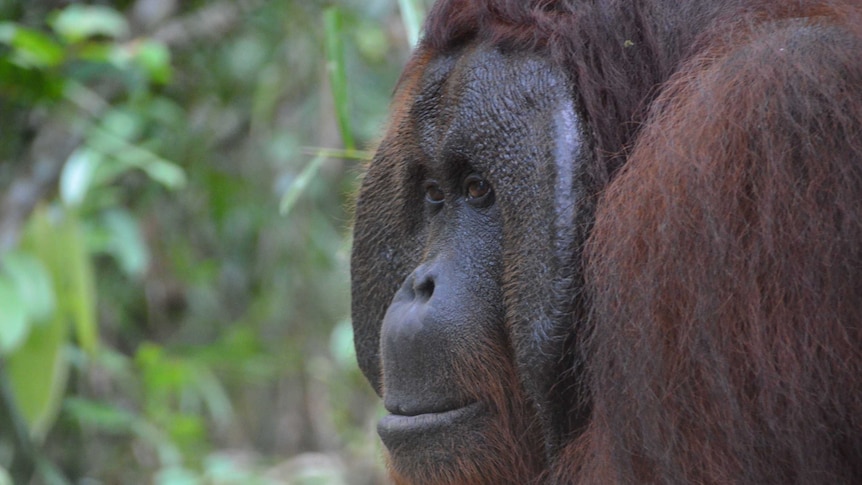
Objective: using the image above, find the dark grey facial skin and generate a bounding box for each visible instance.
[351,43,593,478]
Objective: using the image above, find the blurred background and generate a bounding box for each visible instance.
[0,1,429,483]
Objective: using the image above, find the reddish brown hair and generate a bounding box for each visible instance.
[388,1,862,482]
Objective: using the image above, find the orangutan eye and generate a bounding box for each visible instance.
[424,181,445,204]
[465,175,492,202]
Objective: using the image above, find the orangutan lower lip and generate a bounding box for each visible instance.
[377,401,484,442]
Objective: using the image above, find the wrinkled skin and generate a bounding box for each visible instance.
[352,1,862,483]
[351,45,593,484]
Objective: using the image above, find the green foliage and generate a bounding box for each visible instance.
[0,251,55,353]
[1,252,55,324]
[49,5,130,43]
[0,1,180,479]
[0,7,170,106]
[3,207,97,441]
[0,57,64,102]
[0,0,425,482]
[0,275,29,353]
[324,7,356,151]
[0,22,65,67]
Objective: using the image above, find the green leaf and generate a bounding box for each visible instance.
[137,342,185,395]
[60,214,99,354]
[25,207,98,354]
[0,276,30,354]
[3,206,100,441]
[4,307,69,442]
[165,413,206,452]
[76,42,113,63]
[323,7,355,150]
[0,58,64,103]
[64,397,137,434]
[133,40,172,85]
[87,125,187,189]
[100,209,150,277]
[0,22,65,68]
[49,5,129,43]
[192,367,233,430]
[1,251,56,322]
[60,148,100,206]
[279,153,327,216]
[138,157,186,189]
[99,108,143,141]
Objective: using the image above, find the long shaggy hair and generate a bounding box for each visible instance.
[406,1,862,483]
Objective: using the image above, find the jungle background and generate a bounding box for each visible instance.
[0,0,429,483]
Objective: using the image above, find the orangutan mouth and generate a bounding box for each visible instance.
[378,401,485,443]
